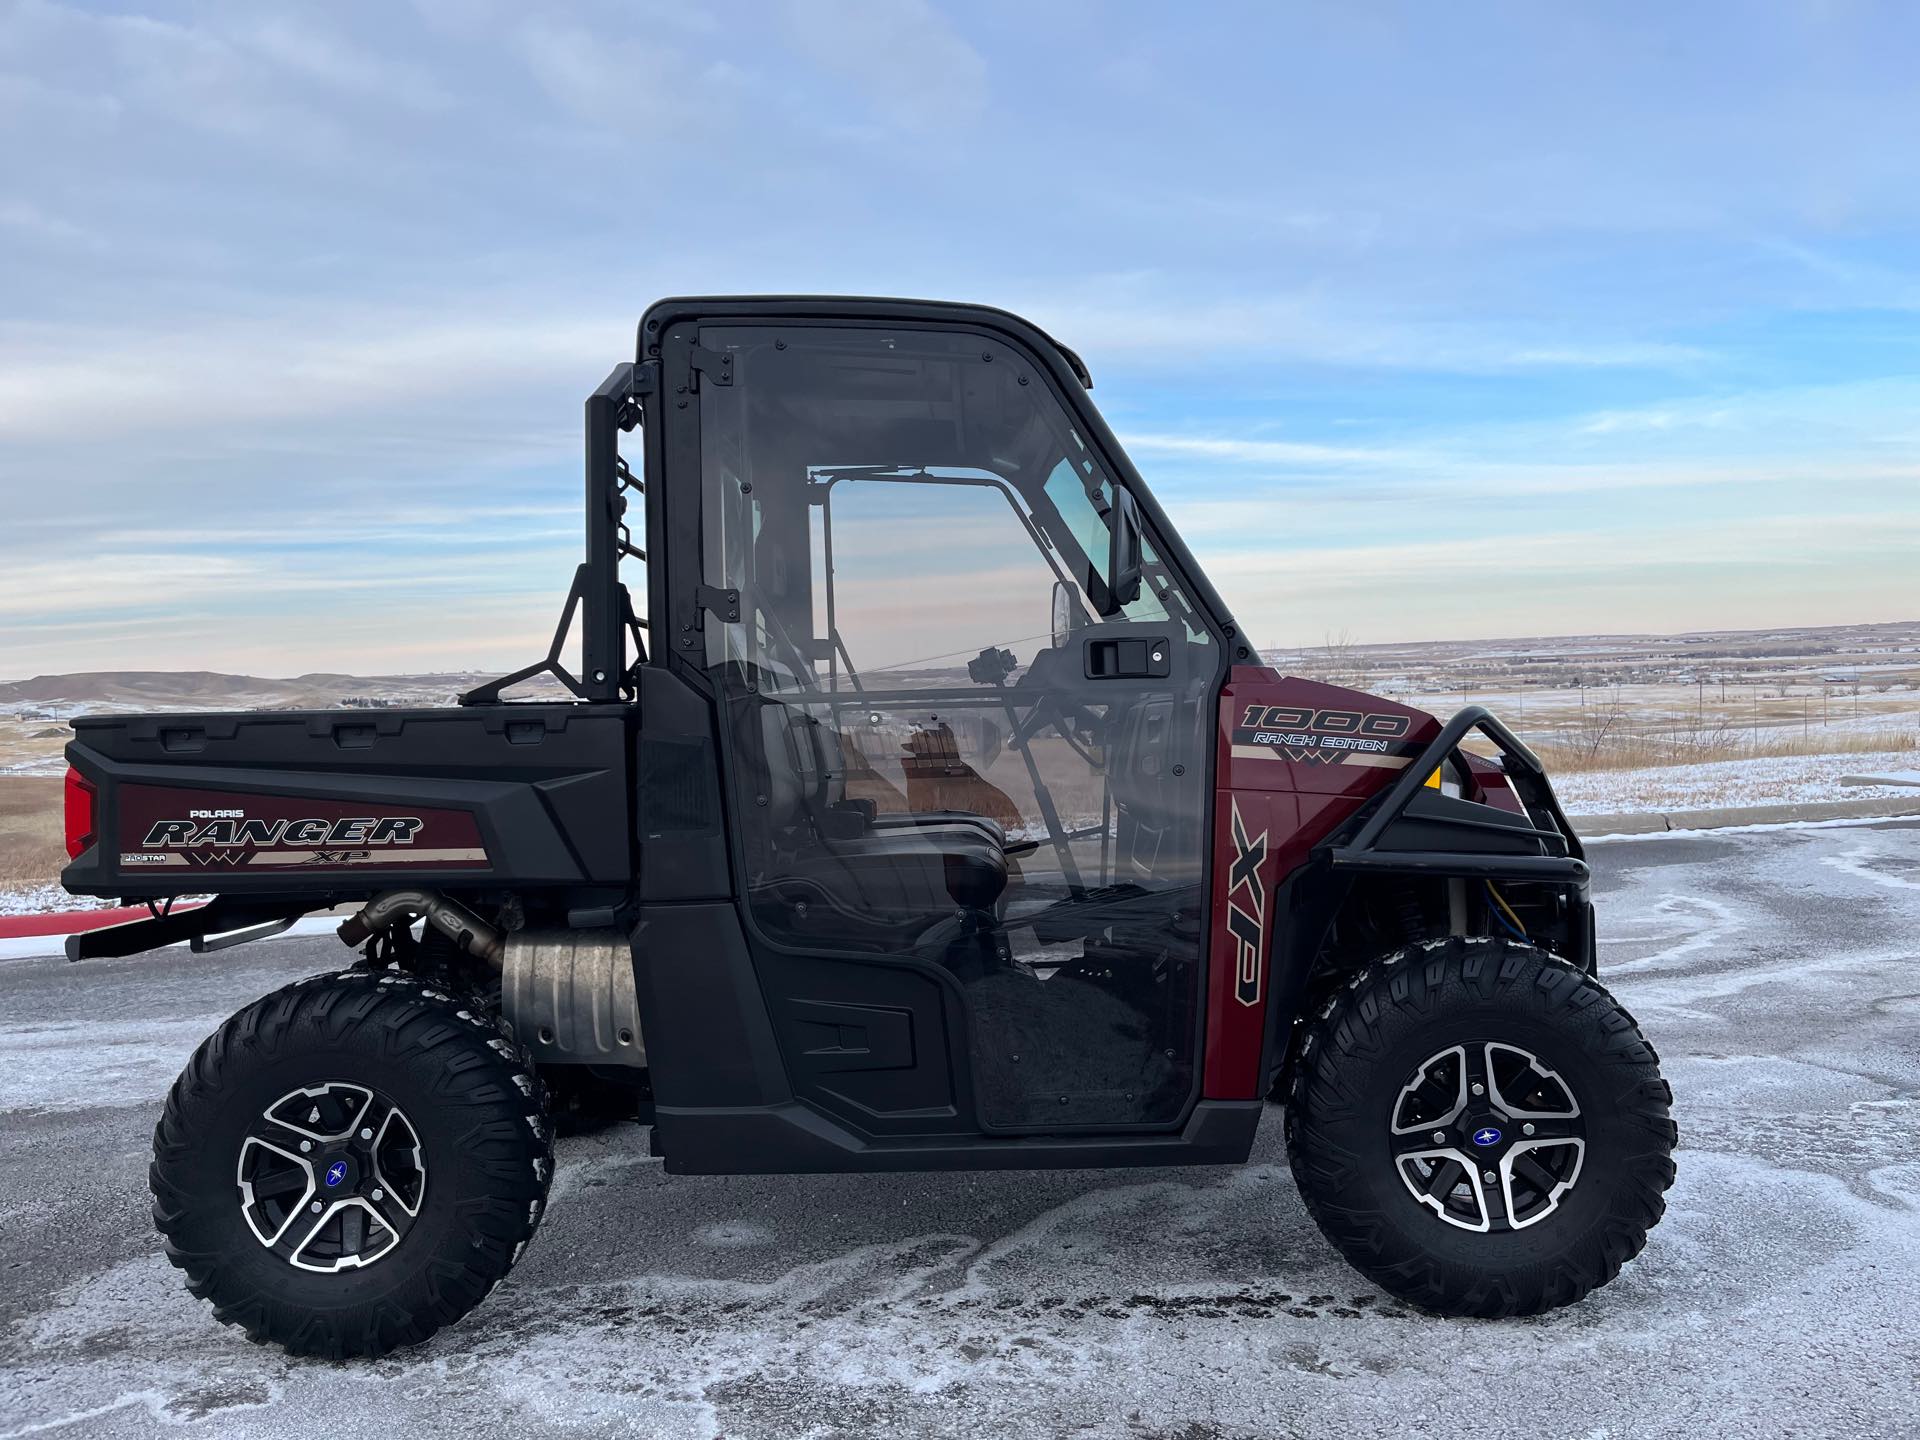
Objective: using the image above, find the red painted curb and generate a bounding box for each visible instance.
[0,903,204,940]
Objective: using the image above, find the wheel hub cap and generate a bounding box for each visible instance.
[236,1081,427,1272]
[1388,1043,1586,1232]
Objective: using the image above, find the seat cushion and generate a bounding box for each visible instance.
[867,810,1007,850]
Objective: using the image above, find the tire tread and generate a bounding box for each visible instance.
[1285,936,1676,1318]
[151,969,552,1358]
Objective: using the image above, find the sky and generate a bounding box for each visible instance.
[3,0,1919,680]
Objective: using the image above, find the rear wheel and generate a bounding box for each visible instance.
[151,970,553,1357]
[1285,937,1675,1316]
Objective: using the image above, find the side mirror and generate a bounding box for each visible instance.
[1105,486,1143,613]
[1051,579,1087,648]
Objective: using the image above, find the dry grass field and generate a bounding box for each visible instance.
[0,778,65,886]
[1533,720,1917,774]
[1283,618,1920,774]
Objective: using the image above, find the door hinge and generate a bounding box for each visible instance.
[617,360,659,430]
[688,345,734,390]
[695,584,740,626]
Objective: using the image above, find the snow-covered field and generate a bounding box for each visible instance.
[0,884,124,916]
[0,757,65,778]
[1552,748,1920,814]
[1,821,1916,1438]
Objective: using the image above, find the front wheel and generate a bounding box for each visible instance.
[150,970,554,1357]
[1286,937,1676,1317]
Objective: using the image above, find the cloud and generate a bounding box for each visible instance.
[0,200,105,252]
[0,303,624,446]
[235,15,453,112]
[774,0,986,130]
[0,0,344,155]
[1120,432,1419,467]
[514,19,746,132]
[1575,408,1732,437]
[1014,283,1717,377]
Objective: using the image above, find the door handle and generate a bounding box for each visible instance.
[1085,636,1171,679]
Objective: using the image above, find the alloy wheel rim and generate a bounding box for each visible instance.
[236,1081,427,1272]
[1387,1042,1586,1233]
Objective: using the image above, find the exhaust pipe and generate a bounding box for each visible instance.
[337,889,505,968]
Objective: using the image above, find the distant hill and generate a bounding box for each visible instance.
[0,671,283,705]
[0,670,505,713]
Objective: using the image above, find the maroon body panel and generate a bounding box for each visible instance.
[1202,668,1440,1098]
[1463,753,1525,812]
[115,783,490,875]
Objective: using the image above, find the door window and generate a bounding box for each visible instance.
[697,324,1216,1129]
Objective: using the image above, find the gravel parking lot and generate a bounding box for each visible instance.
[3,820,1917,1439]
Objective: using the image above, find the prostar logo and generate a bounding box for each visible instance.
[1226,796,1269,1008]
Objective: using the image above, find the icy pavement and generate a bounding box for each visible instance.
[2,824,1918,1439]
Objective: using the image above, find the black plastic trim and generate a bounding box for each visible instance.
[653,1097,1263,1176]
[1328,850,1589,882]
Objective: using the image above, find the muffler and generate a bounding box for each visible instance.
[338,890,644,1069]
[501,928,646,1068]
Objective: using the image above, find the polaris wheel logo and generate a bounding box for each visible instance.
[1472,1128,1502,1148]
[324,1161,348,1187]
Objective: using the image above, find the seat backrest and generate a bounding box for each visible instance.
[746,694,853,838]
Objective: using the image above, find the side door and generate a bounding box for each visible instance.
[663,315,1226,1135]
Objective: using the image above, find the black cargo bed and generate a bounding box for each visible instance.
[61,704,633,899]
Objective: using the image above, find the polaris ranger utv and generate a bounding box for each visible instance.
[61,296,1675,1357]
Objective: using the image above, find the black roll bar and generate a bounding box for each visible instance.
[1326,705,1589,883]
[461,362,647,707]
[580,362,637,701]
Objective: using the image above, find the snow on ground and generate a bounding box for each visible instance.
[1846,769,1920,787]
[0,757,66,778]
[1551,748,1920,814]
[0,822,1917,1438]
[0,884,124,916]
